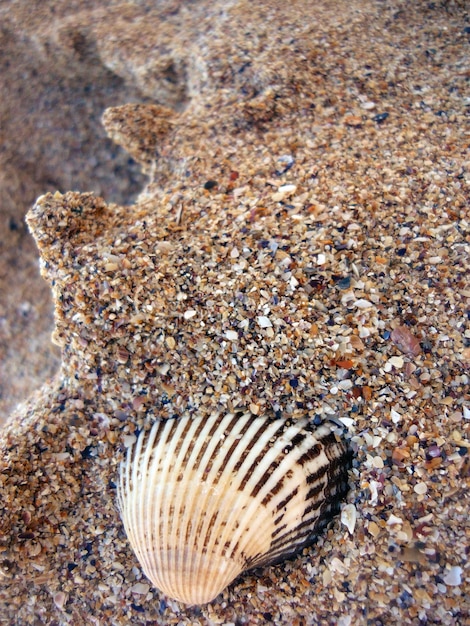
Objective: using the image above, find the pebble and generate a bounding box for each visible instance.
[341,503,357,535]
[442,566,463,587]
[372,456,384,469]
[129,583,151,595]
[257,316,272,328]
[414,482,428,495]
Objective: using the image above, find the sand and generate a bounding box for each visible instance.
[0,1,469,624]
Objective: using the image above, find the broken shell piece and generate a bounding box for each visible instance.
[118,412,351,605]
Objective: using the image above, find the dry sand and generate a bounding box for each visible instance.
[0,1,469,624]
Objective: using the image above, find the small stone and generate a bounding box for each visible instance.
[372,455,384,469]
[277,184,297,195]
[392,447,409,464]
[391,325,421,356]
[129,582,150,595]
[272,184,297,201]
[367,521,380,537]
[344,114,362,127]
[443,566,462,586]
[165,336,176,350]
[339,417,354,429]
[414,482,428,495]
[329,557,348,575]
[353,299,374,309]
[388,356,404,369]
[349,335,364,350]
[257,316,272,328]
[53,591,67,611]
[374,112,389,123]
[341,503,357,534]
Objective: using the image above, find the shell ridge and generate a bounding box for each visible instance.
[235,424,345,567]
[142,420,171,576]
[145,421,171,590]
[163,416,203,600]
[125,427,148,575]
[148,419,185,592]
[225,420,314,565]
[140,422,165,580]
[194,414,263,601]
[185,413,248,603]
[170,416,211,602]
[265,441,351,564]
[199,415,284,575]
[184,413,260,601]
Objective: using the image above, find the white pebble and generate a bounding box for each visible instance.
[387,514,403,526]
[341,503,357,534]
[339,417,355,429]
[372,455,384,469]
[388,356,404,369]
[257,316,272,328]
[414,482,428,495]
[443,566,462,587]
[278,184,297,194]
[129,582,151,595]
[224,330,239,341]
[272,184,297,201]
[354,299,374,309]
[329,557,348,575]
[183,309,197,320]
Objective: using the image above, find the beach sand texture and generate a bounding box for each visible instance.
[0,1,469,624]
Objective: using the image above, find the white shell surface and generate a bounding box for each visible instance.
[118,412,350,605]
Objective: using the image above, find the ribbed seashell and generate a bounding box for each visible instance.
[118,412,351,605]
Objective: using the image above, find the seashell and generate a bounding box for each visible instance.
[118,412,351,605]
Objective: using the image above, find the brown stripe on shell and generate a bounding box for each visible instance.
[118,412,351,605]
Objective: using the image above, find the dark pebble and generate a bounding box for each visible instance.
[336,276,351,290]
[203,180,218,190]
[80,445,95,459]
[374,112,389,123]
